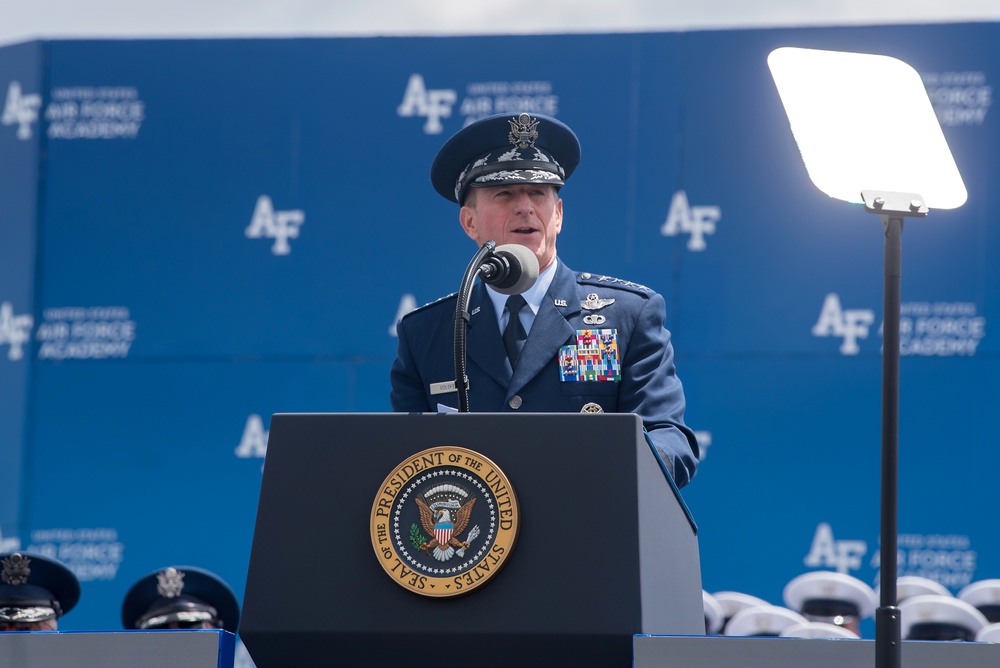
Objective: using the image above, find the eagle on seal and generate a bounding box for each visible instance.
[415,496,477,562]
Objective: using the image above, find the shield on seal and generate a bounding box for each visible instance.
[434,521,454,546]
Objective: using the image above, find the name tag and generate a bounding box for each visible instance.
[430,380,464,395]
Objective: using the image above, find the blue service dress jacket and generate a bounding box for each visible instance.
[389,260,699,487]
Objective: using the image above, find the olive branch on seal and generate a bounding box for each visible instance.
[410,524,429,551]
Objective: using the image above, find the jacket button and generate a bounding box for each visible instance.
[508,395,523,410]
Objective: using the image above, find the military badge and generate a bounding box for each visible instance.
[581,293,614,311]
[559,329,621,382]
[370,446,519,597]
[508,113,539,149]
[1,553,31,586]
[156,567,185,598]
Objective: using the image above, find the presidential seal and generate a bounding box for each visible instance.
[370,446,519,597]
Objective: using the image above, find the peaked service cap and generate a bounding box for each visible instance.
[0,551,81,623]
[121,565,240,633]
[431,112,581,204]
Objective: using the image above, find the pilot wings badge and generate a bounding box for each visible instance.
[581,293,615,311]
[370,446,520,597]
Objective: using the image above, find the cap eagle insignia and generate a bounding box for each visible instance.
[1,553,31,586]
[508,113,539,149]
[156,567,185,598]
[412,484,481,562]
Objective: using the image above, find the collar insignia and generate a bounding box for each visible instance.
[581,293,615,311]
[508,113,539,149]
[156,567,185,598]
[1,553,31,586]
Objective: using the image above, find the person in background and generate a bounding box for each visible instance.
[783,570,877,636]
[0,551,80,631]
[121,565,239,632]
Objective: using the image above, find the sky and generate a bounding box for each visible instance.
[2,0,1000,46]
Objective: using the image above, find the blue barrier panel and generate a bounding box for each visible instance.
[0,39,44,544]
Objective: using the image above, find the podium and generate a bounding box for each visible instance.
[241,413,703,667]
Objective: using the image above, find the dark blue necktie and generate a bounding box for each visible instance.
[502,294,528,368]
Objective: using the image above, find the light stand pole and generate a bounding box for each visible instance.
[863,190,928,668]
[768,46,967,668]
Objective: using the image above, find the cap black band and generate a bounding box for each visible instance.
[801,598,861,618]
[907,622,975,641]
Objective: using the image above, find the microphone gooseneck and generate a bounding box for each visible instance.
[453,242,540,412]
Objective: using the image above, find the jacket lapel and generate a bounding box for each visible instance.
[507,262,579,398]
[466,282,513,388]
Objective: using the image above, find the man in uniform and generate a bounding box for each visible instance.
[390,112,698,487]
[121,565,239,632]
[783,570,877,636]
[0,551,80,631]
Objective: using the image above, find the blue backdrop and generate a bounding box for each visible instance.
[0,23,996,634]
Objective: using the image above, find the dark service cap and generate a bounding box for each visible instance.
[0,551,81,624]
[431,112,581,204]
[121,565,240,633]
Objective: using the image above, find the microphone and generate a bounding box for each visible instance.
[478,244,539,295]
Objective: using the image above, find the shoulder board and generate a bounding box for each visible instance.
[400,291,459,321]
[577,272,653,294]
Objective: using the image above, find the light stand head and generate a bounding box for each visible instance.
[768,46,967,210]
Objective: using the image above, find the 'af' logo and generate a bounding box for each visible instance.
[812,293,875,355]
[397,74,457,135]
[234,414,268,459]
[661,191,720,251]
[0,302,33,361]
[245,196,305,255]
[804,522,867,574]
[2,81,42,140]
[389,293,417,337]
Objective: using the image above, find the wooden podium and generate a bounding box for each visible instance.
[241,413,703,667]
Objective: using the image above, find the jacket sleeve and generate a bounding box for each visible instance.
[617,291,699,487]
[389,316,433,413]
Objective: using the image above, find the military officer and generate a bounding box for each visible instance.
[783,570,877,636]
[898,594,988,641]
[390,112,698,487]
[723,605,808,637]
[121,565,239,632]
[0,551,80,631]
[957,578,1000,623]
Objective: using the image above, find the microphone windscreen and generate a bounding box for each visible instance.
[491,244,539,295]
